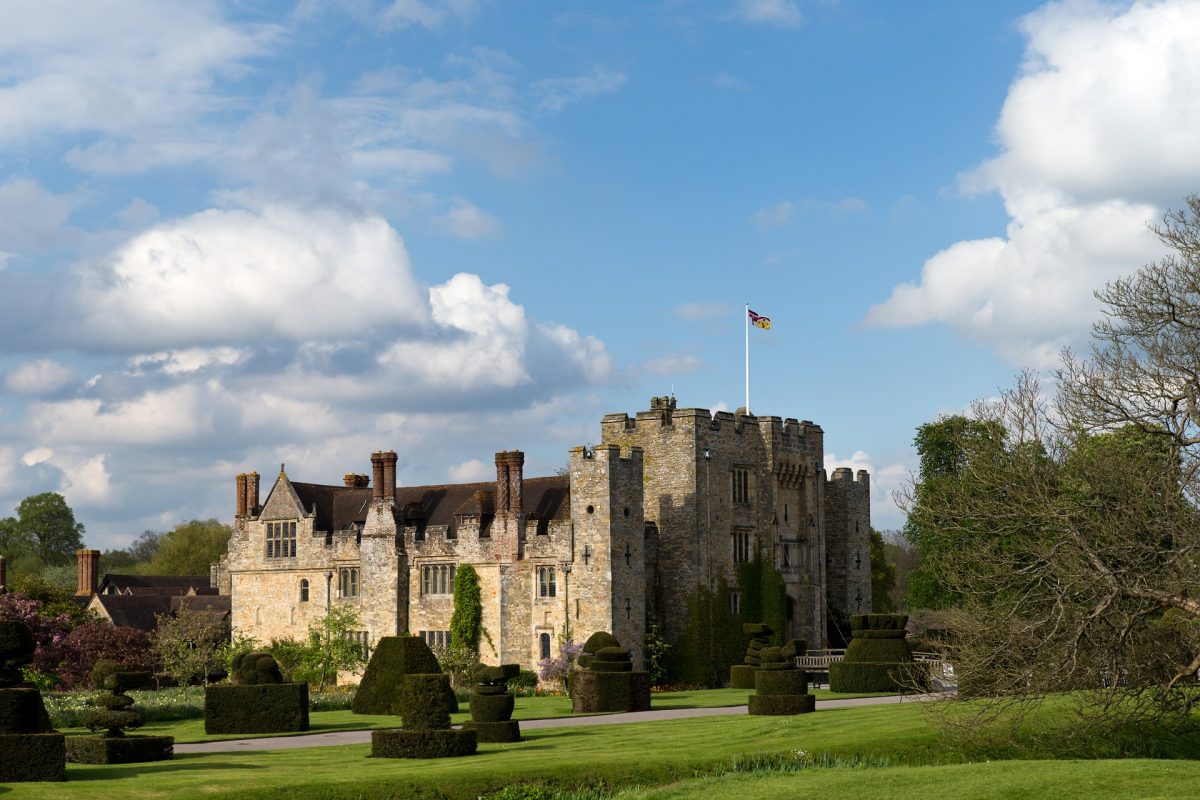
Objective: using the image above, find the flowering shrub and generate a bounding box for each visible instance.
[61,622,156,688]
[537,636,582,692]
[0,592,73,685]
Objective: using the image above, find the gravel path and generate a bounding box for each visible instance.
[175,693,935,754]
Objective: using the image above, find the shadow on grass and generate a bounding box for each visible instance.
[68,756,262,782]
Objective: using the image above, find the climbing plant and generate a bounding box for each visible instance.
[449,564,483,655]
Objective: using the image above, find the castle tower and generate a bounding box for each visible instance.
[825,468,872,618]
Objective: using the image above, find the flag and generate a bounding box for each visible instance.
[748,308,771,330]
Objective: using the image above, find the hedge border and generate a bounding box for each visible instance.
[66,734,174,764]
[204,683,309,734]
[371,728,477,759]
[747,694,815,715]
[461,720,521,743]
[469,693,514,723]
[0,732,66,782]
[754,669,807,696]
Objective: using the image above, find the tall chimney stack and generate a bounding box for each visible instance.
[245,472,260,517]
[495,452,510,512]
[507,451,524,514]
[75,548,100,597]
[370,452,385,501]
[381,451,398,503]
[236,473,248,518]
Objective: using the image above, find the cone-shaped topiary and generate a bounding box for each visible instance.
[0,621,65,781]
[353,635,454,715]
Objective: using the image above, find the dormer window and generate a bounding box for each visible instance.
[266,521,297,558]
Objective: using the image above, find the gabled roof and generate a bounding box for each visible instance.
[89,593,174,631]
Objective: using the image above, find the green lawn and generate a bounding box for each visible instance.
[10,700,1200,799]
[108,687,885,744]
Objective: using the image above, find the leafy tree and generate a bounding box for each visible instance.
[306,603,367,690]
[144,519,231,576]
[449,564,483,655]
[881,533,918,611]
[869,527,897,613]
[61,622,156,688]
[0,492,85,566]
[154,606,230,686]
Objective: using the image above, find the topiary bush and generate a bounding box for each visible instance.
[231,651,284,685]
[0,620,65,781]
[372,650,477,758]
[731,623,775,688]
[571,635,652,713]
[204,683,309,734]
[829,614,915,693]
[353,635,447,716]
[466,662,521,743]
[402,674,454,729]
[68,661,174,764]
[746,635,814,716]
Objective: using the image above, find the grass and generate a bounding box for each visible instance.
[69,687,887,744]
[9,699,1200,798]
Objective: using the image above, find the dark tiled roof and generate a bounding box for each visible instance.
[170,595,231,616]
[286,475,570,533]
[291,483,371,532]
[97,574,211,596]
[93,594,173,631]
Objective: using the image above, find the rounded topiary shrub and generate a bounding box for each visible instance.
[582,631,621,654]
[232,651,284,685]
[755,669,807,696]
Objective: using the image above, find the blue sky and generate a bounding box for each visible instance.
[2,0,1198,547]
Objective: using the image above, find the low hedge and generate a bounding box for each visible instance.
[0,732,65,781]
[353,636,443,716]
[403,674,453,729]
[204,683,309,734]
[843,638,912,663]
[829,661,929,693]
[66,734,173,764]
[747,694,815,715]
[572,671,630,713]
[469,692,514,723]
[754,669,807,696]
[729,665,756,689]
[461,719,521,743]
[371,728,477,759]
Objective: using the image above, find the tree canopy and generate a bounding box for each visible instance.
[902,196,1200,732]
[0,492,85,568]
[143,519,231,576]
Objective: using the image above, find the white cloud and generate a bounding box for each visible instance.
[21,447,54,467]
[0,1,279,155]
[732,0,803,28]
[534,66,627,114]
[751,200,794,230]
[536,323,613,385]
[448,458,491,482]
[28,384,214,445]
[867,0,1200,367]
[129,347,246,376]
[644,354,704,376]
[438,198,502,239]
[77,205,429,349]
[6,359,75,394]
[59,453,113,507]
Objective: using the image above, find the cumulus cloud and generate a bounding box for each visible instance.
[28,384,215,446]
[76,205,429,350]
[438,198,502,239]
[6,359,75,395]
[867,0,1200,367]
[448,458,491,482]
[0,180,78,254]
[129,347,247,376]
[732,0,803,28]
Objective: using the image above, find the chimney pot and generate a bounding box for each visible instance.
[75,548,100,597]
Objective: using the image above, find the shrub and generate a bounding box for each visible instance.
[61,623,156,689]
[0,733,66,781]
[849,614,908,632]
[754,669,808,696]
[747,694,815,715]
[571,670,632,713]
[469,692,515,722]
[370,728,476,759]
[66,735,172,764]
[353,635,443,715]
[537,636,581,692]
[402,674,453,729]
[510,669,538,692]
[729,665,756,688]
[204,684,309,734]
[450,564,484,655]
[461,719,520,743]
[582,631,620,654]
[231,651,284,685]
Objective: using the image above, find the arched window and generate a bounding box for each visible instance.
[539,632,551,661]
[300,578,309,602]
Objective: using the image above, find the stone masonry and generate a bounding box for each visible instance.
[224,397,869,672]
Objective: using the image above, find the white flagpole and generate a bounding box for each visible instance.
[745,303,750,415]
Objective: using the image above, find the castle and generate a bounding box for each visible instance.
[223,397,872,670]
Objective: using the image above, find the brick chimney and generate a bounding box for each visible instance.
[236,473,247,518]
[245,472,260,517]
[75,548,100,597]
[495,452,510,511]
[344,473,370,488]
[493,450,524,561]
[380,450,398,503]
[370,452,385,501]
[507,450,524,514]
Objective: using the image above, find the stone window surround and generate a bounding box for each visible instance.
[536,564,557,599]
[420,630,450,648]
[421,563,456,596]
[732,528,752,563]
[339,567,359,598]
[731,466,751,505]
[265,520,297,559]
[299,578,309,602]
